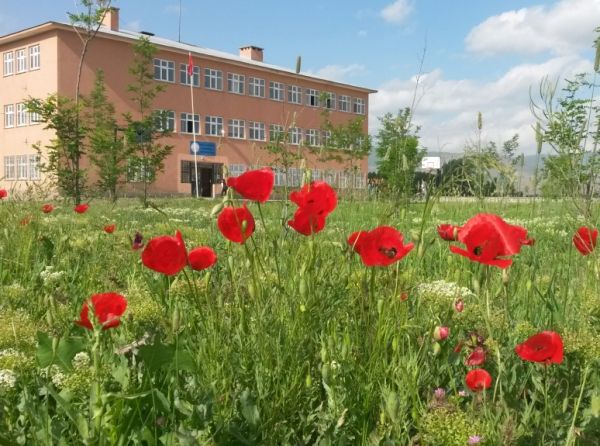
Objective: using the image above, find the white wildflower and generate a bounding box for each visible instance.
[72,352,91,370]
[0,369,17,390]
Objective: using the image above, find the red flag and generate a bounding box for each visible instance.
[187,53,194,77]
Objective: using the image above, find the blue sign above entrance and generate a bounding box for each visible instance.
[190,141,216,156]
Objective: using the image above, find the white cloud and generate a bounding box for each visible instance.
[466,0,600,56]
[306,64,366,82]
[123,20,141,32]
[369,56,593,154]
[380,0,413,25]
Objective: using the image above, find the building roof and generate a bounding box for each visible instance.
[0,21,377,94]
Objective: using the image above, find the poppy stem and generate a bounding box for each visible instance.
[565,362,590,446]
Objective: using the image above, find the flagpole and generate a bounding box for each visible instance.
[189,51,200,198]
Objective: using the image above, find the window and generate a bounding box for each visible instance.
[269,124,284,142]
[227,73,245,94]
[3,156,15,180]
[288,167,300,186]
[305,129,319,146]
[153,110,175,132]
[338,95,350,112]
[180,112,200,134]
[153,58,175,82]
[287,85,302,104]
[179,64,200,86]
[29,111,41,125]
[204,68,222,90]
[127,159,154,183]
[312,168,322,181]
[228,164,247,177]
[248,121,265,141]
[16,49,26,73]
[306,88,319,107]
[324,92,336,110]
[248,77,265,97]
[289,127,302,145]
[353,97,365,115]
[17,155,28,180]
[4,104,14,128]
[3,52,14,76]
[227,119,245,139]
[269,81,284,101]
[322,130,332,146]
[205,115,223,136]
[16,103,27,127]
[273,167,285,186]
[29,45,40,70]
[29,155,40,180]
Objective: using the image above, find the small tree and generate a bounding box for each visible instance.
[376,108,425,200]
[25,95,87,199]
[85,70,130,201]
[125,37,173,207]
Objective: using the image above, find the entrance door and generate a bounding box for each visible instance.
[200,167,213,197]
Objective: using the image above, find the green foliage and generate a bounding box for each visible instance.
[85,70,131,201]
[125,37,173,207]
[24,95,88,202]
[376,108,426,199]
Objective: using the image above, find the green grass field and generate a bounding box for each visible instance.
[0,196,599,445]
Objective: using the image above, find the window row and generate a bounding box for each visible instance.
[3,45,40,76]
[3,103,42,128]
[152,58,366,114]
[3,155,41,180]
[228,164,366,189]
[152,110,339,145]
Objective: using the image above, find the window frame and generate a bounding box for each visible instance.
[180,112,200,134]
[16,48,27,73]
[153,58,175,83]
[269,81,284,101]
[17,154,28,180]
[28,154,40,180]
[205,115,223,136]
[4,104,15,128]
[287,85,302,104]
[289,127,302,145]
[3,156,15,180]
[305,128,320,146]
[248,121,266,141]
[16,103,28,127]
[227,119,245,139]
[353,97,365,115]
[338,95,350,112]
[227,72,245,95]
[269,124,284,142]
[248,76,265,98]
[179,64,200,87]
[204,68,223,90]
[153,109,176,132]
[3,51,14,76]
[324,92,336,110]
[28,45,40,70]
[306,88,319,107]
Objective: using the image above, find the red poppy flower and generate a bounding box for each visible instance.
[74,204,89,214]
[466,347,486,366]
[290,181,337,217]
[465,369,492,392]
[288,206,326,236]
[217,205,255,243]
[573,227,598,256]
[449,214,531,268]
[437,224,460,241]
[515,331,563,364]
[349,226,414,267]
[41,204,54,214]
[227,168,274,203]
[104,224,116,234]
[141,231,187,276]
[188,246,217,271]
[0,189,7,199]
[76,292,127,330]
[132,232,144,250]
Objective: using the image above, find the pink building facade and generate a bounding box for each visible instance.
[0,8,375,197]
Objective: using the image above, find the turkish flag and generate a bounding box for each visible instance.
[187,53,194,77]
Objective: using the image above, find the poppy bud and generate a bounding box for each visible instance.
[526,279,532,292]
[502,268,509,286]
[210,202,224,217]
[227,256,234,272]
[172,305,180,333]
[248,282,256,299]
[400,291,409,302]
[321,364,329,381]
[392,337,399,351]
[377,299,383,314]
[454,299,464,313]
[472,277,480,295]
[305,373,312,387]
[433,326,449,341]
[432,342,441,356]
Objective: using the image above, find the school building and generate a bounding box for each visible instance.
[0,7,375,197]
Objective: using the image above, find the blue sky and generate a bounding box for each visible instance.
[1,0,598,155]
